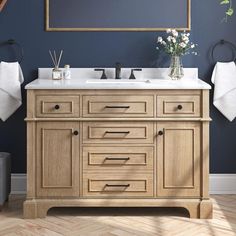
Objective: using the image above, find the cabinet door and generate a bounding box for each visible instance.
[157,122,200,197]
[36,122,80,197]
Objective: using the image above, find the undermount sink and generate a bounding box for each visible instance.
[86,79,168,84]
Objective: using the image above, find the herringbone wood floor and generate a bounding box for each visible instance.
[0,195,235,236]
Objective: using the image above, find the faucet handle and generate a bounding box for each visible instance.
[94,69,107,79]
[129,69,142,80]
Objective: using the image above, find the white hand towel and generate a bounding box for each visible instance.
[211,61,236,121]
[0,61,24,121]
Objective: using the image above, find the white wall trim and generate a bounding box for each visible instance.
[209,174,236,194]
[11,174,236,195]
[11,174,27,194]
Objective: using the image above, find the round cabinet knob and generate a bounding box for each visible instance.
[54,105,60,110]
[158,131,164,136]
[73,130,79,136]
[177,105,183,110]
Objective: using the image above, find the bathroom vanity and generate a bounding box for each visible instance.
[24,68,212,219]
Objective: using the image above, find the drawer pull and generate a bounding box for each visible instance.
[105,157,130,161]
[105,106,130,109]
[54,104,60,110]
[105,184,130,188]
[177,105,183,110]
[105,131,130,134]
[73,130,79,136]
[158,131,164,136]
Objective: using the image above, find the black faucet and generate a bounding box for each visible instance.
[115,62,122,79]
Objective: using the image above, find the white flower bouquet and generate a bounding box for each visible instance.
[156,29,197,56]
[156,29,197,80]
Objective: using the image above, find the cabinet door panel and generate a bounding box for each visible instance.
[157,122,200,197]
[36,122,80,197]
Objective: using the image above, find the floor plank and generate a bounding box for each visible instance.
[0,195,235,236]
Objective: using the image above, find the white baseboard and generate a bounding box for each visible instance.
[11,174,27,194]
[11,174,236,195]
[209,174,236,194]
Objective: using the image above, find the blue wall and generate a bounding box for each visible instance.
[0,0,236,173]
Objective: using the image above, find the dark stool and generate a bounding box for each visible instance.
[0,153,11,210]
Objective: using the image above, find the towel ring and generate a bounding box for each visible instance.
[0,39,24,63]
[211,39,236,63]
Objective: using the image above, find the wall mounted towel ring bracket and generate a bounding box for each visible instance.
[0,39,24,63]
[211,39,236,63]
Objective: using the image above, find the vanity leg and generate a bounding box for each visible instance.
[186,203,199,219]
[23,200,38,219]
[36,203,50,218]
[199,200,213,219]
[24,200,49,219]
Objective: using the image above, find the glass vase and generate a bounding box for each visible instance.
[169,56,184,80]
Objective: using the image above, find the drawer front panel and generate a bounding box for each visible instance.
[157,95,200,117]
[83,146,154,171]
[83,174,153,197]
[36,95,80,117]
[82,95,154,117]
[82,122,154,144]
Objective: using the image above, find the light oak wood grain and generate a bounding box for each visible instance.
[82,121,154,144]
[82,95,154,118]
[82,146,154,171]
[3,195,234,235]
[36,95,80,118]
[157,95,201,117]
[25,89,212,219]
[82,173,154,197]
[36,122,80,197]
[157,122,201,197]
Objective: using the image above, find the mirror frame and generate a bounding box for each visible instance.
[0,0,8,12]
[45,0,191,32]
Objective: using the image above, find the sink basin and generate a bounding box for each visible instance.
[86,79,168,84]
[86,79,146,84]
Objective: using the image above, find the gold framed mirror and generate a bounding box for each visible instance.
[0,0,8,12]
[46,0,191,32]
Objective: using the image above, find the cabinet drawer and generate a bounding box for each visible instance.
[82,122,154,144]
[82,95,154,117]
[83,173,153,197]
[157,95,200,117]
[36,95,80,118]
[83,146,154,171]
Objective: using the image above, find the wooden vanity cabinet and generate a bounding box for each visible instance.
[157,122,201,197]
[36,122,80,197]
[24,89,212,219]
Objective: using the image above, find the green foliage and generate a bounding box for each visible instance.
[220,0,234,21]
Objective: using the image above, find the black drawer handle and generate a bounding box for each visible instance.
[54,104,60,110]
[105,106,130,109]
[73,130,79,136]
[158,131,164,136]
[105,184,130,188]
[105,131,130,134]
[177,105,183,110]
[105,157,130,161]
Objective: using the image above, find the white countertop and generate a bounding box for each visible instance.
[25,78,211,90]
[25,68,211,90]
